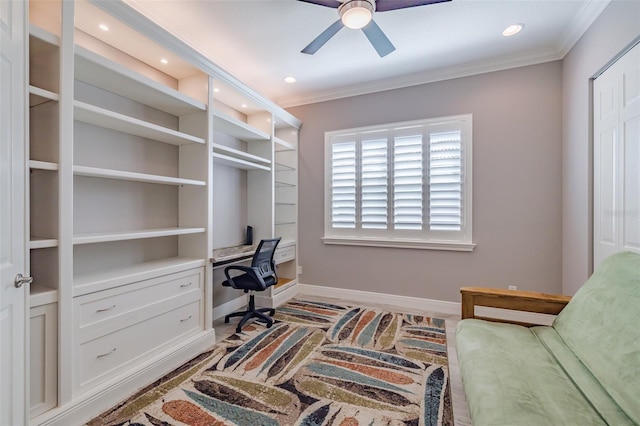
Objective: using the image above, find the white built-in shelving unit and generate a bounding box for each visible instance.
[24,0,300,424]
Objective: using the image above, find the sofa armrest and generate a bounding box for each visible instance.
[460,287,572,326]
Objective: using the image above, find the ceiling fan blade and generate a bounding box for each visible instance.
[376,0,451,12]
[362,20,396,57]
[302,19,345,55]
[297,0,342,9]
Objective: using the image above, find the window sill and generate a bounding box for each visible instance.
[322,236,475,252]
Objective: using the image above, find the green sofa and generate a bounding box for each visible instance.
[456,251,640,425]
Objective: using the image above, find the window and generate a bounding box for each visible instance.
[324,115,474,251]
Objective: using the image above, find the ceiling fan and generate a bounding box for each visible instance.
[299,0,451,58]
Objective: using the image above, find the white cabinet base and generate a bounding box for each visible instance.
[30,328,215,426]
[30,303,58,419]
[255,280,299,309]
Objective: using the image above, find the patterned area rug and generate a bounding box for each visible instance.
[88,299,453,426]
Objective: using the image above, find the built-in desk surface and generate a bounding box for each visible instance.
[211,239,295,268]
[211,244,257,267]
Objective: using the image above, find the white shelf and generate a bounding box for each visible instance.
[212,111,270,142]
[29,24,60,46]
[30,284,59,307]
[212,143,270,165]
[212,152,271,171]
[74,101,205,146]
[275,162,296,172]
[29,85,59,107]
[73,227,205,245]
[275,181,295,188]
[73,257,205,297]
[274,137,295,151]
[29,160,58,171]
[30,238,58,249]
[74,46,206,116]
[73,165,205,187]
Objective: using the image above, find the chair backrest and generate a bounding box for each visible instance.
[251,238,281,278]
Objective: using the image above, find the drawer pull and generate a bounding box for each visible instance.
[96,305,116,313]
[180,282,192,288]
[96,348,117,358]
[180,315,192,323]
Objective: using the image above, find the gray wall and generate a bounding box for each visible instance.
[288,61,563,303]
[562,0,640,295]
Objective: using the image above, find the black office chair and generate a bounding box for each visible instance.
[222,237,281,333]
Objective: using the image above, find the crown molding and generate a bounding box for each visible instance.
[277,0,610,108]
[277,46,563,108]
[556,0,611,56]
[121,0,609,111]
[109,0,301,128]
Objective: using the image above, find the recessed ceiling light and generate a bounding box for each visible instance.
[503,23,524,37]
[99,24,109,31]
[213,87,220,93]
[160,58,168,64]
[241,104,247,108]
[284,76,297,84]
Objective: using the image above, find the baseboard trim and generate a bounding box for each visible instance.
[212,294,249,321]
[296,283,556,325]
[296,283,460,315]
[33,329,217,426]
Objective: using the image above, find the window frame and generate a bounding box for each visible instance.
[323,114,475,251]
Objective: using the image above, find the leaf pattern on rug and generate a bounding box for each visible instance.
[161,400,225,426]
[88,299,453,426]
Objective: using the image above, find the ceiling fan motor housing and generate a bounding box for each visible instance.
[339,0,376,29]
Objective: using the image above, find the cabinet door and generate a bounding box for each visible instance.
[0,0,27,424]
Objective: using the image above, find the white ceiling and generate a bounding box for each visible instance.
[122,0,609,108]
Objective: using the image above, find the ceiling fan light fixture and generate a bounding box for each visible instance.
[339,0,375,30]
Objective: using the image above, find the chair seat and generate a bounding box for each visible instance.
[222,273,276,291]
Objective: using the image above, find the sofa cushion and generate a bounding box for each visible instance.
[456,319,607,425]
[552,251,640,424]
[532,326,633,425]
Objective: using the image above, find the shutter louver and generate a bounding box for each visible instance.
[361,138,388,229]
[331,142,357,228]
[429,131,462,231]
[393,135,423,230]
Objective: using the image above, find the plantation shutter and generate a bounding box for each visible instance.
[393,134,423,230]
[429,131,462,231]
[361,138,388,229]
[331,141,357,228]
[325,114,472,248]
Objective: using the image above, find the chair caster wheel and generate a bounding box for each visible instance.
[235,327,242,334]
[225,317,230,323]
[266,322,273,328]
[269,309,275,316]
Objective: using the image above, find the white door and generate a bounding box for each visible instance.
[0,0,28,424]
[594,42,640,268]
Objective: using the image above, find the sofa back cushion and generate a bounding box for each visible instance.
[553,251,640,424]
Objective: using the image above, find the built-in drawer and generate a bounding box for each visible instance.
[74,268,202,330]
[274,245,295,264]
[75,296,200,392]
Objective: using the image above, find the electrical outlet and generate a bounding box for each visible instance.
[297,266,302,275]
[508,285,517,291]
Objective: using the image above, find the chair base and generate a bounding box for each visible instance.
[225,293,276,334]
